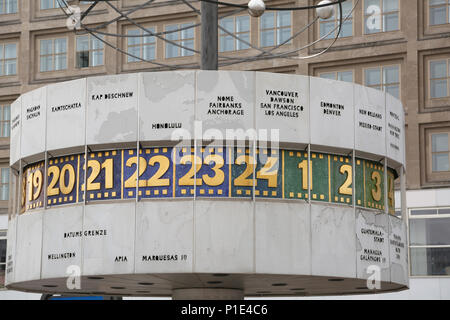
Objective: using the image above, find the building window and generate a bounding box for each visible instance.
[0,232,6,288]
[0,0,17,14]
[0,43,17,76]
[260,11,292,47]
[364,65,400,98]
[319,0,353,39]
[364,0,399,34]
[127,28,156,62]
[319,70,354,82]
[0,105,10,138]
[429,59,450,99]
[431,133,450,172]
[76,35,104,68]
[410,208,450,276]
[0,168,8,201]
[429,0,450,25]
[39,38,67,72]
[165,23,195,59]
[40,0,67,10]
[219,16,250,52]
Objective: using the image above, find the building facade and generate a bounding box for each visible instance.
[0,0,449,299]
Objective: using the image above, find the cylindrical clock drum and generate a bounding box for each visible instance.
[5,71,408,298]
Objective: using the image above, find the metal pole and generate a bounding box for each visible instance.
[201,1,218,70]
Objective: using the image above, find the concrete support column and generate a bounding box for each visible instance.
[172,288,244,300]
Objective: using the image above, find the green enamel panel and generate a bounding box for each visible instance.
[330,155,353,205]
[355,158,365,208]
[283,149,309,200]
[310,152,329,202]
[364,159,385,212]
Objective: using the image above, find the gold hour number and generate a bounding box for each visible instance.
[124,155,172,188]
[256,157,278,188]
[25,168,43,202]
[297,159,312,190]
[388,174,394,208]
[147,155,171,187]
[234,155,255,187]
[338,164,352,196]
[26,170,33,201]
[47,166,60,196]
[124,156,147,188]
[59,164,75,195]
[178,155,202,186]
[178,154,226,187]
[47,164,75,196]
[82,159,114,191]
[21,175,26,207]
[32,170,43,201]
[86,160,101,191]
[102,159,113,189]
[371,171,382,202]
[202,154,225,187]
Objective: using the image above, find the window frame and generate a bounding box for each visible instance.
[318,0,354,40]
[363,0,400,35]
[0,167,9,202]
[0,0,18,15]
[409,207,450,277]
[125,26,157,63]
[258,10,293,48]
[424,126,450,184]
[363,64,401,98]
[428,0,450,26]
[163,22,196,59]
[318,70,355,82]
[428,58,450,100]
[0,42,18,77]
[75,34,105,69]
[0,104,10,139]
[219,15,251,53]
[39,0,66,10]
[39,37,68,73]
[430,131,450,172]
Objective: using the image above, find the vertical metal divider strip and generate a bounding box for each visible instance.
[194,129,197,202]
[385,156,391,284]
[40,150,48,282]
[384,158,388,215]
[39,87,48,282]
[134,73,141,275]
[252,71,256,274]
[12,96,23,285]
[352,84,357,279]
[401,166,410,281]
[307,77,312,276]
[384,92,392,284]
[308,143,312,274]
[352,149,357,279]
[307,144,311,203]
[6,163,16,285]
[193,70,197,274]
[82,77,88,281]
[13,158,22,285]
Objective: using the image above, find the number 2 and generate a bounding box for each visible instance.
[338,164,352,195]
